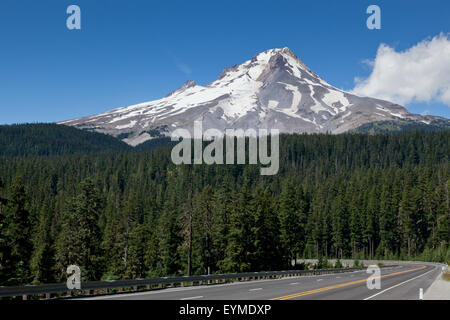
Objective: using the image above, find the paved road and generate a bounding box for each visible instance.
[83,264,441,300]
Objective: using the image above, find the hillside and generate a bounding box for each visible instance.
[353,118,450,134]
[0,123,132,156]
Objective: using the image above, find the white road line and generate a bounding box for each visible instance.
[289,282,299,285]
[364,268,435,300]
[317,279,323,282]
[336,276,341,279]
[249,288,263,291]
[180,296,203,300]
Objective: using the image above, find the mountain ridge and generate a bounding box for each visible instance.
[59,47,450,146]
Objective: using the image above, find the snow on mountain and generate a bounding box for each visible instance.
[59,47,441,146]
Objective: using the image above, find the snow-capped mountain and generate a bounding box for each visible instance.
[59,47,444,146]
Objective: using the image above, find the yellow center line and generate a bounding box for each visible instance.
[270,265,427,300]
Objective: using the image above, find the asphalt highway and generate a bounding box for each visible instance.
[83,264,442,300]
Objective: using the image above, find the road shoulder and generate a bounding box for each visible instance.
[424,268,450,300]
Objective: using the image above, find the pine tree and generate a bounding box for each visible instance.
[102,213,127,278]
[4,177,33,285]
[399,175,421,258]
[193,185,215,275]
[30,204,55,284]
[348,180,363,258]
[252,188,282,271]
[0,179,13,285]
[125,224,150,278]
[221,182,255,273]
[158,191,182,276]
[212,180,232,273]
[55,179,104,281]
[363,186,378,259]
[178,183,194,276]
[436,180,450,246]
[379,178,398,257]
[279,181,306,267]
[331,188,348,259]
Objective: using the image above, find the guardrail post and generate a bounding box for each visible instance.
[22,294,28,300]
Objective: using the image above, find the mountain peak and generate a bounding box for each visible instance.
[60,47,440,146]
[254,47,301,63]
[182,80,197,89]
[272,47,297,57]
[165,80,198,97]
[216,47,311,84]
[248,47,318,81]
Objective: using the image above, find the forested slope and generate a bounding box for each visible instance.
[0,130,449,285]
[0,123,131,156]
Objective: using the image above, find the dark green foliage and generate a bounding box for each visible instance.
[279,181,306,266]
[1,177,33,285]
[55,179,104,281]
[116,132,133,140]
[134,137,175,152]
[0,123,131,156]
[0,180,13,285]
[352,118,450,134]
[221,183,255,273]
[252,188,283,271]
[0,129,449,285]
[30,209,55,284]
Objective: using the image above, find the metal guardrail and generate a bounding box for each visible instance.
[0,267,364,299]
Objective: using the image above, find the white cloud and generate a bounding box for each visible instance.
[352,33,450,107]
[168,51,192,75]
[175,61,192,75]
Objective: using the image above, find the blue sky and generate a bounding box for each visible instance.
[0,0,449,124]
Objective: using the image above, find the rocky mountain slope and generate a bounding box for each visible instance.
[59,48,448,146]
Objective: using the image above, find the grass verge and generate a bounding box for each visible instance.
[442,269,450,281]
